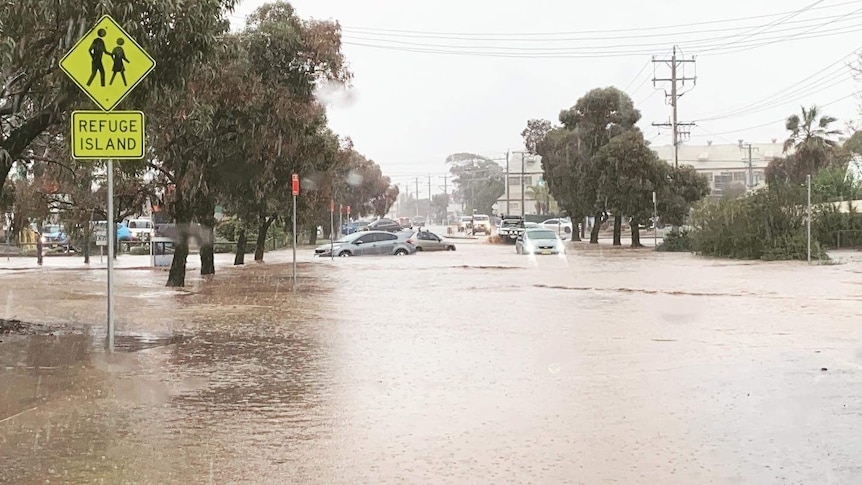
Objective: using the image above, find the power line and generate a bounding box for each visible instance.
[691,47,860,121]
[693,91,857,137]
[699,0,827,52]
[342,17,862,54]
[342,24,862,59]
[336,0,862,37]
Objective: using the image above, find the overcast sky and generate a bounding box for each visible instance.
[229,0,861,189]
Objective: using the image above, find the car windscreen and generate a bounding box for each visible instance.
[502,219,522,227]
[473,216,489,221]
[526,230,557,239]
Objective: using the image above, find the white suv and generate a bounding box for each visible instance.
[471,214,491,235]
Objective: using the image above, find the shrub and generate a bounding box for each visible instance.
[656,229,692,252]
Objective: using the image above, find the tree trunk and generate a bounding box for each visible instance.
[570,216,581,242]
[254,216,273,262]
[613,216,622,246]
[234,227,247,265]
[589,212,601,244]
[309,225,318,245]
[36,238,43,265]
[83,225,91,264]
[200,226,215,275]
[631,221,643,247]
[166,234,189,287]
[581,216,586,239]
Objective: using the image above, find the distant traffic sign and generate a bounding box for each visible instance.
[59,15,155,111]
[71,111,145,159]
[292,174,300,196]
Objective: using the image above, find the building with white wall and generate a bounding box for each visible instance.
[495,151,544,216]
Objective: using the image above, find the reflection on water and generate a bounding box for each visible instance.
[2,243,862,483]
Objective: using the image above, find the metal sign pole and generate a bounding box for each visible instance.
[107,159,115,351]
[292,192,297,291]
[652,191,658,247]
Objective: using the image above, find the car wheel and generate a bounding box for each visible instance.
[447,245,456,251]
[394,248,408,256]
[415,246,423,251]
[338,251,351,257]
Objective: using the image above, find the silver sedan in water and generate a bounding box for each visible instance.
[314,230,416,257]
[515,228,566,255]
[409,230,456,252]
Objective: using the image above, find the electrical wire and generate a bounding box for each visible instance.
[699,0,826,52]
[691,47,860,121]
[338,0,862,37]
[342,16,862,54]
[694,91,857,136]
[342,23,862,58]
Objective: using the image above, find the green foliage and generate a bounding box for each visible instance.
[447,154,504,215]
[656,229,693,252]
[689,183,828,260]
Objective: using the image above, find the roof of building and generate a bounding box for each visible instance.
[652,142,788,170]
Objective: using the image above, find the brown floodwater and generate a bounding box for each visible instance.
[2,240,862,483]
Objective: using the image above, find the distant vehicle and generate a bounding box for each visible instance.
[524,222,539,229]
[457,216,472,232]
[40,224,71,248]
[126,218,154,241]
[540,218,573,239]
[364,218,403,233]
[471,214,491,235]
[396,217,413,229]
[412,216,426,227]
[314,230,415,257]
[341,220,369,235]
[409,230,456,252]
[497,215,525,242]
[516,228,566,255]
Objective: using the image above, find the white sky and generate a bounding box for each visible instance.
[229,0,862,191]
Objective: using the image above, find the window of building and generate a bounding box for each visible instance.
[508,176,520,186]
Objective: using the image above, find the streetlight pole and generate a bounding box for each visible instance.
[807,174,812,263]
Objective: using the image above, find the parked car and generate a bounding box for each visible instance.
[540,218,573,239]
[396,217,413,229]
[497,215,524,243]
[471,214,491,235]
[341,220,370,235]
[364,218,403,233]
[457,216,472,232]
[314,230,415,257]
[516,228,566,255]
[409,229,456,251]
[412,216,426,228]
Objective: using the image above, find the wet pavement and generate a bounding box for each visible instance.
[2,239,862,483]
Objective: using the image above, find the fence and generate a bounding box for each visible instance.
[837,230,862,249]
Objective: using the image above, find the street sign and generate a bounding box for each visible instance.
[96,234,108,247]
[71,111,145,159]
[330,199,335,212]
[347,205,351,216]
[59,15,156,111]
[292,174,299,196]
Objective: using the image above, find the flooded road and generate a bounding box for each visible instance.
[2,240,862,483]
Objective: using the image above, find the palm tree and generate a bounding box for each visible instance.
[526,183,553,215]
[783,105,841,154]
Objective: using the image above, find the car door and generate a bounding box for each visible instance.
[426,232,444,251]
[376,233,398,254]
[354,233,377,255]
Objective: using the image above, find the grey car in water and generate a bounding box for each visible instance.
[409,230,456,252]
[515,228,566,255]
[314,230,416,257]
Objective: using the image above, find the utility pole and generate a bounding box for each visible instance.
[652,45,696,169]
[427,173,432,224]
[414,178,420,217]
[443,174,448,224]
[739,141,759,189]
[505,150,510,216]
[520,152,526,217]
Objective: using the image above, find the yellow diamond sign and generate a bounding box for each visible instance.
[59,15,155,111]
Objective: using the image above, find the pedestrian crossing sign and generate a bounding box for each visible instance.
[59,15,155,112]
